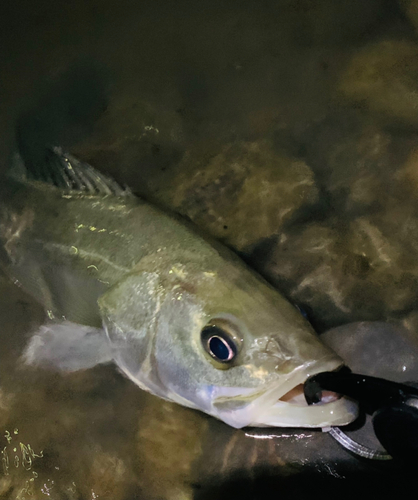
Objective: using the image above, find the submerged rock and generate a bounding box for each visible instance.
[161,140,318,252]
[399,0,418,34]
[338,40,418,128]
[257,212,418,332]
[136,397,208,500]
[73,88,186,198]
[315,124,394,214]
[322,321,418,380]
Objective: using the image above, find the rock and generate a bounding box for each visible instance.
[306,115,395,216]
[301,108,418,222]
[73,88,186,198]
[399,0,418,33]
[338,40,418,127]
[161,140,318,252]
[257,212,418,332]
[255,223,358,331]
[395,145,418,193]
[136,397,208,500]
[77,448,132,500]
[322,321,418,381]
[348,215,418,314]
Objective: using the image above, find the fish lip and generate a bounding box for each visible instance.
[249,359,359,428]
[209,358,358,429]
[272,357,345,401]
[278,364,348,405]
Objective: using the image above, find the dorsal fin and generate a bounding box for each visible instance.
[21,146,132,196]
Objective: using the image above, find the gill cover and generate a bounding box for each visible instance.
[98,269,208,410]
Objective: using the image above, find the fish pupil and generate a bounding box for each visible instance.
[201,324,238,364]
[208,336,232,361]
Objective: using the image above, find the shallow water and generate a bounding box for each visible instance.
[1,0,418,498]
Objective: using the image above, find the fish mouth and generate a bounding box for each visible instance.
[279,383,341,405]
[250,360,359,428]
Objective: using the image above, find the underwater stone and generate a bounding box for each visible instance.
[258,215,418,332]
[136,396,208,500]
[399,0,418,34]
[306,115,395,216]
[320,126,394,214]
[74,89,186,197]
[396,146,418,193]
[163,140,318,252]
[322,321,418,381]
[338,40,418,127]
[257,223,361,332]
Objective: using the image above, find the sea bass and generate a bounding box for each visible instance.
[0,147,357,428]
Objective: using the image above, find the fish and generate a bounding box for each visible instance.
[0,146,358,429]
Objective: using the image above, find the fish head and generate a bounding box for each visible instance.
[99,254,358,429]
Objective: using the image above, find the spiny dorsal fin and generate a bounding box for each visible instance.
[23,146,132,196]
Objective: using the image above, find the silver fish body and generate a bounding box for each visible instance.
[0,149,358,428]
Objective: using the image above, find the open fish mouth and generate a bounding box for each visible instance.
[280,383,341,405]
[250,363,359,428]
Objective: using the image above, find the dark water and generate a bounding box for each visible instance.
[1,0,418,498]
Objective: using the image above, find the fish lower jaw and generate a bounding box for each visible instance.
[252,396,358,428]
[250,361,359,428]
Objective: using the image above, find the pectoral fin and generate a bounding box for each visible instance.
[22,320,113,372]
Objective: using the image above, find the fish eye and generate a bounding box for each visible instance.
[201,320,240,365]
